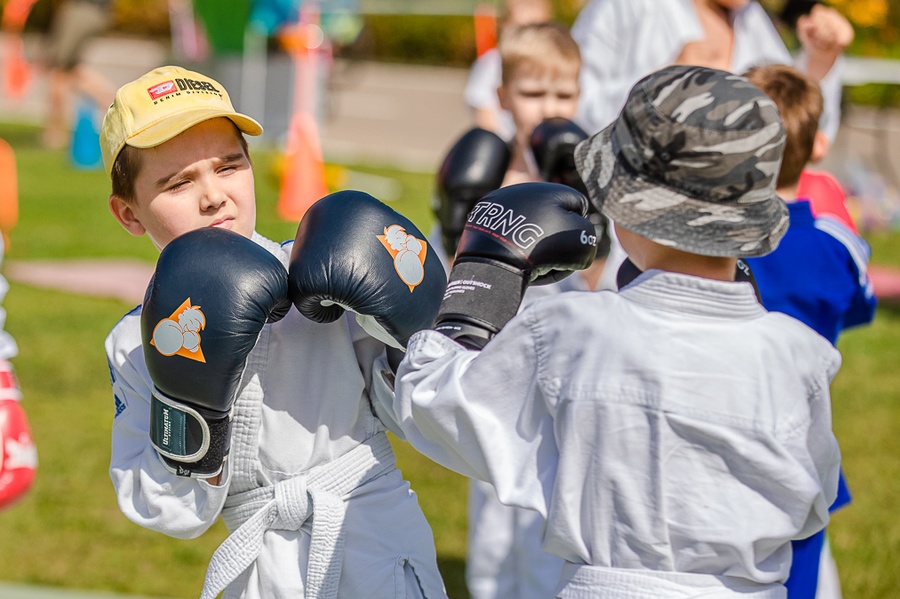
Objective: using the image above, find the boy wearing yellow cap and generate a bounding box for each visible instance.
[102,66,448,599]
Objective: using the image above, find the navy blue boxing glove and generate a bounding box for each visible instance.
[289,190,447,349]
[142,228,290,478]
[435,182,598,349]
[434,127,511,257]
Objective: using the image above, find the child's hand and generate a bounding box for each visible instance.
[796,5,854,80]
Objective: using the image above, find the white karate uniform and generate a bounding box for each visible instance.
[0,244,18,361]
[571,0,844,142]
[466,272,615,599]
[464,48,516,141]
[389,270,842,598]
[106,233,447,599]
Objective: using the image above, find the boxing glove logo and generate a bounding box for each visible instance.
[377,225,427,292]
[1,430,37,472]
[467,201,544,250]
[150,298,207,363]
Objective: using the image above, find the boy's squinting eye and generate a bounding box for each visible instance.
[167,179,189,192]
[219,153,248,174]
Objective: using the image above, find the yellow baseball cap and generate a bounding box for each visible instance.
[100,65,263,176]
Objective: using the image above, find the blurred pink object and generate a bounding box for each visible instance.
[797,168,858,233]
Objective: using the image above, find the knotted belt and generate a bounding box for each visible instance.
[200,432,396,599]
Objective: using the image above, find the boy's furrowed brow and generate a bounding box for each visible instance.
[154,170,179,189]
[222,152,247,163]
[153,153,247,188]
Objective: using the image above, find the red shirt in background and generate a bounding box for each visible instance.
[797,169,858,233]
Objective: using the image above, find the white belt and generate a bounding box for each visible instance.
[556,563,787,599]
[200,432,396,599]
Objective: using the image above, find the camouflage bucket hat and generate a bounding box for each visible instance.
[574,65,789,258]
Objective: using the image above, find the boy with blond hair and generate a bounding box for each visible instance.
[495,21,581,187]
[386,65,842,598]
[464,0,552,139]
[441,20,609,599]
[743,63,876,599]
[102,65,449,599]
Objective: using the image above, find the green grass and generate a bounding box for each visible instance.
[0,122,898,598]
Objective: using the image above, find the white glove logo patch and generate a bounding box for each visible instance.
[150,298,207,363]
[2,432,38,471]
[377,225,427,292]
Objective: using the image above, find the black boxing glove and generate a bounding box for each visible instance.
[289,190,447,349]
[531,117,612,259]
[142,228,291,478]
[530,117,589,195]
[434,127,511,256]
[434,182,598,349]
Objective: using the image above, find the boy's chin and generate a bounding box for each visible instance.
[212,221,255,239]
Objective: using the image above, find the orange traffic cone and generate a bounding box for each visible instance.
[277,112,328,222]
[473,3,497,57]
[1,0,39,99]
[0,138,18,251]
[3,36,31,99]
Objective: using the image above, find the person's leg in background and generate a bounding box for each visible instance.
[42,0,112,149]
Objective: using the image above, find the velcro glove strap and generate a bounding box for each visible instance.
[434,259,526,349]
[149,390,230,479]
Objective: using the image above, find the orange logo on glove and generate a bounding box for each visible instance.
[150,298,207,363]
[377,225,427,292]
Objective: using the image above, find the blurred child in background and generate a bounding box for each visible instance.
[436,21,613,599]
[464,0,551,140]
[744,63,877,599]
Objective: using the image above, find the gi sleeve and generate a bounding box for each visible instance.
[389,308,556,517]
[842,237,878,330]
[794,344,843,541]
[793,52,843,144]
[571,0,696,134]
[106,315,228,539]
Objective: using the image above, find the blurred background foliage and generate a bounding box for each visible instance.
[758,0,895,56]
[758,0,899,105]
[7,0,894,65]
[159,0,897,62]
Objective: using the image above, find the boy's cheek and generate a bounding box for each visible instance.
[234,218,257,240]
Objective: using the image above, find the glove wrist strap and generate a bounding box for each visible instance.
[434,259,526,349]
[150,390,230,478]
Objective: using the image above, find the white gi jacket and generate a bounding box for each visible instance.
[390,270,842,598]
[464,48,515,141]
[0,245,18,361]
[107,233,447,599]
[571,0,844,142]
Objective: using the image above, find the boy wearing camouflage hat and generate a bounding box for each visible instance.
[385,65,842,597]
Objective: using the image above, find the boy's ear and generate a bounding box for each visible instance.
[497,85,509,111]
[809,130,830,164]
[108,194,146,237]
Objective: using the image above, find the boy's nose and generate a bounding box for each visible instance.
[542,99,564,119]
[200,181,228,210]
